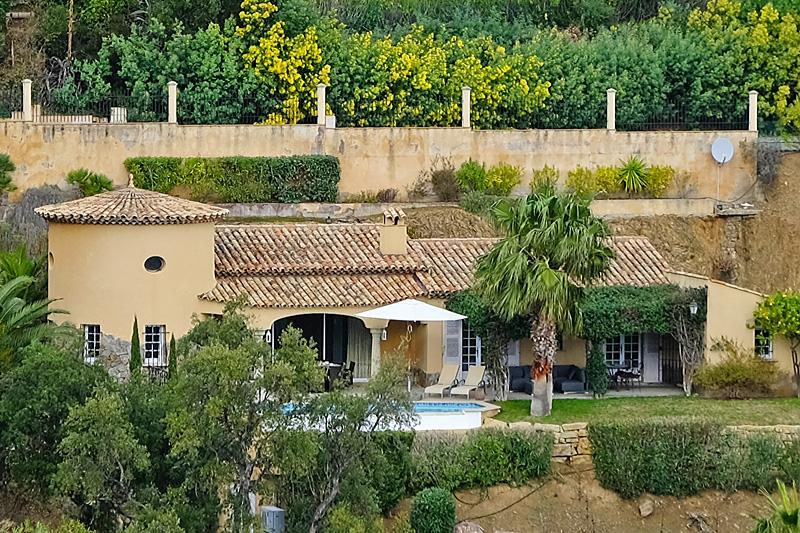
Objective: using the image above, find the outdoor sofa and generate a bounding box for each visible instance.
[509,364,587,394]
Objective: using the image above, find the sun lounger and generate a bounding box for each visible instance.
[450,365,486,399]
[423,363,460,397]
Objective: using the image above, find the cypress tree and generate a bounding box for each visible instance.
[168,334,177,380]
[129,317,142,377]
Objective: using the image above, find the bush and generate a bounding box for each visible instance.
[589,418,798,499]
[326,504,382,533]
[695,338,786,399]
[586,342,608,397]
[411,429,552,492]
[125,156,340,203]
[460,190,504,217]
[565,166,598,196]
[530,165,559,191]
[645,165,675,198]
[369,432,414,514]
[10,520,95,533]
[430,164,461,201]
[594,166,622,195]
[410,488,455,533]
[0,153,16,193]
[376,188,398,202]
[67,169,114,197]
[455,159,488,192]
[618,155,649,194]
[485,162,522,195]
[754,480,800,533]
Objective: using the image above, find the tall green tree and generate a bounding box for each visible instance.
[166,306,324,531]
[474,184,613,416]
[0,343,109,492]
[130,316,141,376]
[754,291,800,397]
[55,387,151,531]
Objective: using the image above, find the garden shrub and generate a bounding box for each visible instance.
[455,159,488,192]
[694,338,786,399]
[486,162,523,195]
[326,504,382,533]
[410,488,455,533]
[594,166,622,195]
[369,432,414,514]
[586,342,608,397]
[125,155,340,203]
[67,169,114,197]
[411,430,552,492]
[530,165,559,191]
[618,155,649,194]
[460,190,503,217]
[430,163,461,201]
[565,165,598,196]
[589,418,797,499]
[645,165,675,198]
[376,188,398,202]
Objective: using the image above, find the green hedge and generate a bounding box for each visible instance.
[124,156,341,203]
[590,418,800,499]
[410,429,552,493]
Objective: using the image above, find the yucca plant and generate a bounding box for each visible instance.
[755,480,800,533]
[618,155,649,195]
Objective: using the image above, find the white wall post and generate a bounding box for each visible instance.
[21,79,32,122]
[461,86,471,129]
[606,88,616,131]
[167,81,178,124]
[317,83,327,126]
[748,90,758,132]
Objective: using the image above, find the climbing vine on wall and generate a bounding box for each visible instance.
[446,290,529,399]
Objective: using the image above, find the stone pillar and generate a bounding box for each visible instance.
[167,81,178,124]
[461,86,471,129]
[369,328,383,378]
[748,90,758,132]
[606,88,616,131]
[317,83,326,126]
[22,79,32,122]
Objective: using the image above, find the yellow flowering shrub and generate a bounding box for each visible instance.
[329,26,550,128]
[237,0,330,124]
[689,0,800,132]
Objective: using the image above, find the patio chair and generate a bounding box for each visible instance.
[450,365,486,399]
[423,363,460,397]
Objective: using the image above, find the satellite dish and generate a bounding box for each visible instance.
[711,137,735,164]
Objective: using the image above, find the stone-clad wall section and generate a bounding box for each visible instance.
[0,122,756,201]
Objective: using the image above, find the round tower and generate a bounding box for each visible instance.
[35,179,228,344]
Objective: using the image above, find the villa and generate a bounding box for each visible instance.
[35,183,795,389]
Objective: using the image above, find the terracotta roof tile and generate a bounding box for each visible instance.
[35,187,228,225]
[214,224,421,275]
[202,223,672,308]
[202,274,425,308]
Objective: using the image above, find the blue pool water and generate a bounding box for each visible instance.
[414,402,484,413]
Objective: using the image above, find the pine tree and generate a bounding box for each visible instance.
[168,334,177,380]
[129,317,141,377]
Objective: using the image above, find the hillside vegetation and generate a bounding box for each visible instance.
[3,0,800,134]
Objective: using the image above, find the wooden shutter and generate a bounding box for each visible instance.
[443,320,463,366]
[506,340,520,367]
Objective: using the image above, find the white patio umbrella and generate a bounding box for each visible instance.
[356,298,467,322]
[356,299,466,391]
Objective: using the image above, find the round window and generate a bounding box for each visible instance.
[144,256,165,273]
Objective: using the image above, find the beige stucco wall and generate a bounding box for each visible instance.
[667,271,794,376]
[48,221,217,340]
[0,122,757,201]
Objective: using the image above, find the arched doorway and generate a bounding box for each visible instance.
[268,313,373,382]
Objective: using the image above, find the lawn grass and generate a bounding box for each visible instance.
[494,396,800,426]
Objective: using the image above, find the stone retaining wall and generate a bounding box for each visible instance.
[484,419,800,464]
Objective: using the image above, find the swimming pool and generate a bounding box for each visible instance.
[413,402,485,413]
[412,400,499,431]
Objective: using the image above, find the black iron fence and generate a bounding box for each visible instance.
[0,87,22,118]
[39,94,168,123]
[617,98,748,131]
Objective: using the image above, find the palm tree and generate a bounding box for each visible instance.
[0,276,60,371]
[0,246,47,301]
[474,184,613,416]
